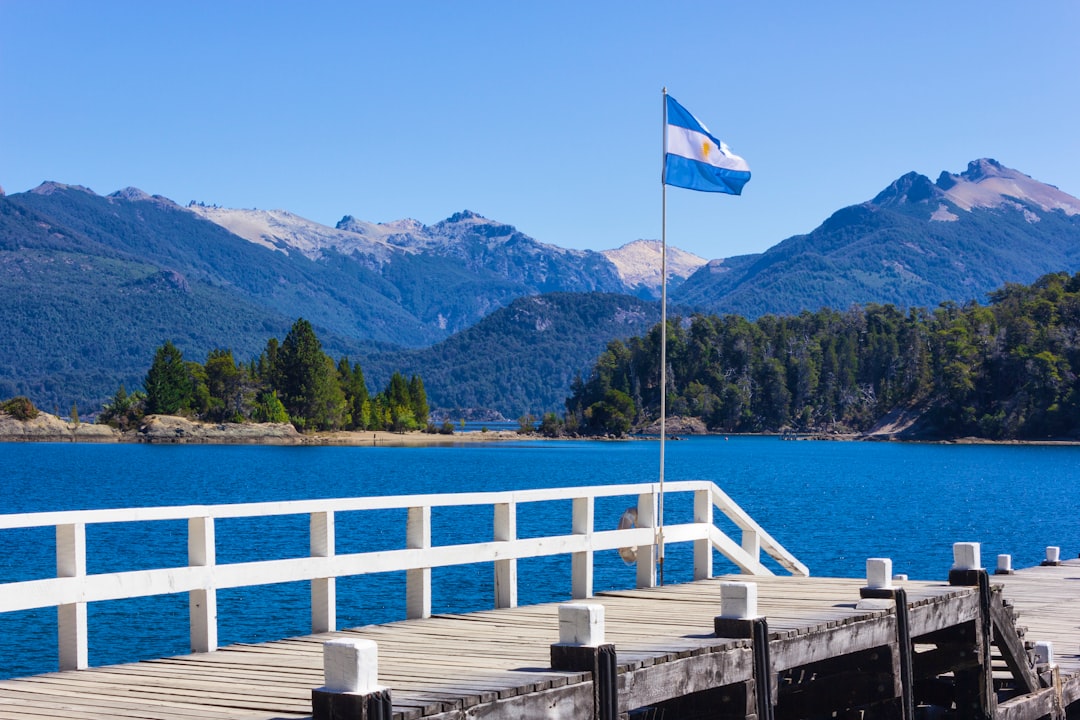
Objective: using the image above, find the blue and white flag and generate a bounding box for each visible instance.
[664,94,750,195]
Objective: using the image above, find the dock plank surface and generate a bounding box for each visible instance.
[2,563,1079,719]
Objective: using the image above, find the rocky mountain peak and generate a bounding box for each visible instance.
[445,210,483,223]
[935,158,1080,216]
[870,171,941,207]
[109,187,152,201]
[335,215,363,232]
[30,181,96,196]
[959,158,1009,182]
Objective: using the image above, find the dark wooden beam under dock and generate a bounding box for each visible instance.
[1,560,1078,720]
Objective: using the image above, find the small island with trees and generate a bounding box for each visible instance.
[0,318,468,445]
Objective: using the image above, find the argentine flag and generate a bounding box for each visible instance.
[664,94,750,195]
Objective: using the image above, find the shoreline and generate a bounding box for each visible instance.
[2,412,1079,447]
[0,412,535,447]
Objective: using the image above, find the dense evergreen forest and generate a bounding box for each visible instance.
[566,272,1080,440]
[96,318,434,433]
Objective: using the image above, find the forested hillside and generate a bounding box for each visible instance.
[364,293,661,418]
[569,272,1080,440]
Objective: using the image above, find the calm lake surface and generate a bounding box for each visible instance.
[2,436,1078,678]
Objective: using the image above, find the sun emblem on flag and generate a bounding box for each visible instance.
[701,141,712,159]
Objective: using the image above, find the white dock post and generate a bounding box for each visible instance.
[406,505,432,618]
[494,502,517,609]
[718,581,760,620]
[995,554,1014,575]
[1042,546,1061,566]
[948,542,983,586]
[312,639,391,719]
[56,522,88,671]
[713,581,773,720]
[859,558,896,601]
[310,511,336,633]
[571,496,595,599]
[1034,640,1054,667]
[550,603,617,718]
[188,515,217,654]
[952,542,981,570]
[557,602,605,646]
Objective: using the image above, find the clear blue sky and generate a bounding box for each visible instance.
[2,1,1077,259]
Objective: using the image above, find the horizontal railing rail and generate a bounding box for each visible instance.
[0,480,807,672]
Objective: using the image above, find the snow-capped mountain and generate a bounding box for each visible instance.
[601,240,708,297]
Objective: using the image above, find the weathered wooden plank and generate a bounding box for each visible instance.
[989,593,1040,695]
[909,591,979,637]
[619,645,755,711]
[769,615,897,671]
[423,681,592,720]
[995,688,1058,720]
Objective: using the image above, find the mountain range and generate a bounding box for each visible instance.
[677,159,1080,315]
[1,158,1078,418]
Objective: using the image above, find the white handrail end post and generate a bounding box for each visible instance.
[57,601,88,671]
[310,511,336,633]
[188,516,217,653]
[494,502,517,609]
[741,529,761,568]
[571,496,594,599]
[406,505,432,619]
[693,489,713,580]
[56,522,88,670]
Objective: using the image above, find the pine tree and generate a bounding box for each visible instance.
[205,349,242,422]
[272,319,347,430]
[408,375,429,426]
[144,341,193,415]
[338,357,370,430]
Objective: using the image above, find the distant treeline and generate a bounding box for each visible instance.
[99,318,432,433]
[566,272,1080,440]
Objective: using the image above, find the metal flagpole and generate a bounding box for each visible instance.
[658,87,668,587]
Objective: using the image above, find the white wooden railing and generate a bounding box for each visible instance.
[0,481,807,671]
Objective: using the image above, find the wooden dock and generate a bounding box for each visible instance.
[2,559,1078,720]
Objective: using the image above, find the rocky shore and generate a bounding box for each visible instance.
[0,411,119,442]
[0,411,523,446]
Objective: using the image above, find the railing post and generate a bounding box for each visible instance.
[694,488,713,580]
[741,528,761,570]
[406,505,432,619]
[636,491,656,588]
[188,515,217,653]
[572,496,594,599]
[56,522,87,671]
[310,511,335,633]
[494,501,517,608]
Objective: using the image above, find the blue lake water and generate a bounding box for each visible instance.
[1,436,1079,679]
